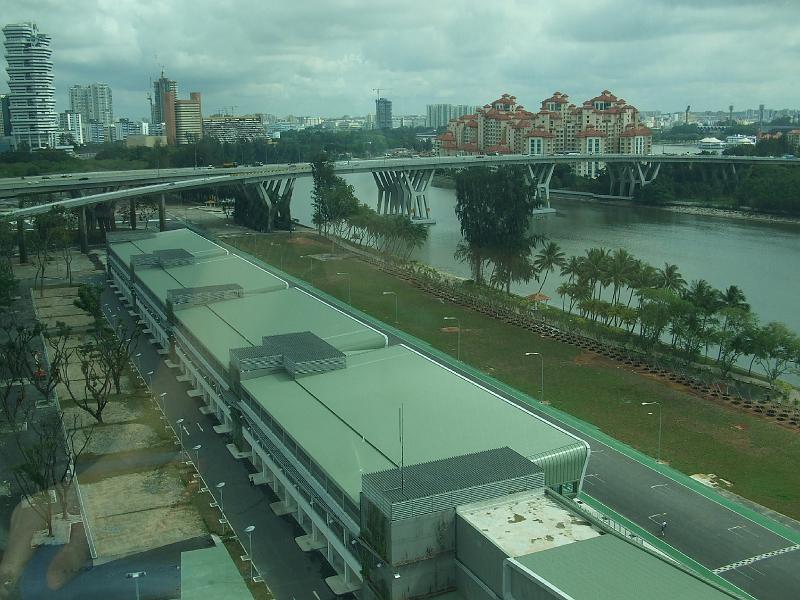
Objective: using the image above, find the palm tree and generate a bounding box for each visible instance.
[534,242,566,293]
[719,285,749,313]
[583,247,610,300]
[560,255,582,284]
[607,248,637,306]
[658,263,686,293]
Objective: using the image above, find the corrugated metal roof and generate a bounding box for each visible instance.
[365,447,540,502]
[364,446,542,503]
[514,535,735,600]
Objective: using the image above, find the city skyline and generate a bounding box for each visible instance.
[2,1,799,121]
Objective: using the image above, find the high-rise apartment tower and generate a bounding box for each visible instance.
[2,22,58,148]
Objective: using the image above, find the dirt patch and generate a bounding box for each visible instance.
[82,469,205,558]
[572,351,617,369]
[63,401,145,428]
[78,423,162,455]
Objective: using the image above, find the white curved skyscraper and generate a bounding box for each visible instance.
[2,22,57,149]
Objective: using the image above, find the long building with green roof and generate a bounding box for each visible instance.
[106,228,744,600]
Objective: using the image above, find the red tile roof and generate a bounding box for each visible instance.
[485,144,513,154]
[526,129,554,138]
[575,128,608,138]
[619,125,653,137]
[437,132,455,141]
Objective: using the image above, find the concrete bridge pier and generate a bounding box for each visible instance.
[608,161,660,197]
[252,177,296,231]
[372,169,436,223]
[16,210,26,264]
[158,193,166,232]
[78,206,88,253]
[525,163,555,207]
[129,198,137,230]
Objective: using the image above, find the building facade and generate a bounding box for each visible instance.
[58,110,83,145]
[0,94,11,137]
[426,103,480,129]
[436,91,653,176]
[151,72,177,137]
[2,22,58,148]
[174,92,202,145]
[68,83,113,125]
[203,114,266,143]
[375,97,392,129]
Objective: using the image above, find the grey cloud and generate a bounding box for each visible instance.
[2,0,798,119]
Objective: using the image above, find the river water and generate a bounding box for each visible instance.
[289,166,800,337]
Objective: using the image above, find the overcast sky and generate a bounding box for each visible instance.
[3,0,798,120]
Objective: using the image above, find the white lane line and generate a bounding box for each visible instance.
[182,425,191,436]
[196,422,204,432]
[648,513,667,523]
[713,544,800,573]
[650,483,668,489]
[313,592,321,600]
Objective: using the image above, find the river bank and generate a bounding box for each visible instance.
[550,191,800,226]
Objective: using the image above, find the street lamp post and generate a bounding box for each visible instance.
[126,571,146,600]
[641,401,663,462]
[524,352,544,403]
[211,481,225,509]
[443,317,461,361]
[245,525,256,580]
[382,291,398,323]
[336,272,351,304]
[176,418,185,454]
[192,444,202,475]
[300,255,313,279]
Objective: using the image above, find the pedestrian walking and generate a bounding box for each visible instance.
[660,521,667,536]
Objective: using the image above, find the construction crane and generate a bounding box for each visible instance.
[685,105,690,125]
[372,87,390,99]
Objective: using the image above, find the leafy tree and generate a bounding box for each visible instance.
[750,322,800,392]
[454,166,539,286]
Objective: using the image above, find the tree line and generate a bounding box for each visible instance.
[449,165,799,396]
[310,154,429,258]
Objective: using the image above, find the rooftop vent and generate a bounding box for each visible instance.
[230,331,346,381]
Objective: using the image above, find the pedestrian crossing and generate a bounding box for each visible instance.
[713,544,800,574]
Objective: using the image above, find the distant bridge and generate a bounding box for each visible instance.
[0,153,797,260]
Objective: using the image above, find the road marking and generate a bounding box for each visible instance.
[648,513,667,523]
[196,422,204,432]
[650,484,668,489]
[313,592,321,600]
[182,425,190,436]
[713,544,800,574]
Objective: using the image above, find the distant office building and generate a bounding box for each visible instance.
[0,94,11,136]
[58,110,83,145]
[68,83,113,125]
[174,92,202,145]
[83,120,106,144]
[151,71,177,136]
[375,97,392,129]
[115,118,148,140]
[426,103,480,129]
[203,114,266,143]
[2,22,58,148]
[788,129,800,153]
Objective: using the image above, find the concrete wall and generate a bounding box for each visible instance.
[368,553,455,600]
[455,513,507,595]
[390,508,454,564]
[456,561,500,600]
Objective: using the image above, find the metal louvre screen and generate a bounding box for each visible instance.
[362,447,546,521]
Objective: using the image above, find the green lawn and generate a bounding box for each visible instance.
[228,232,800,519]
